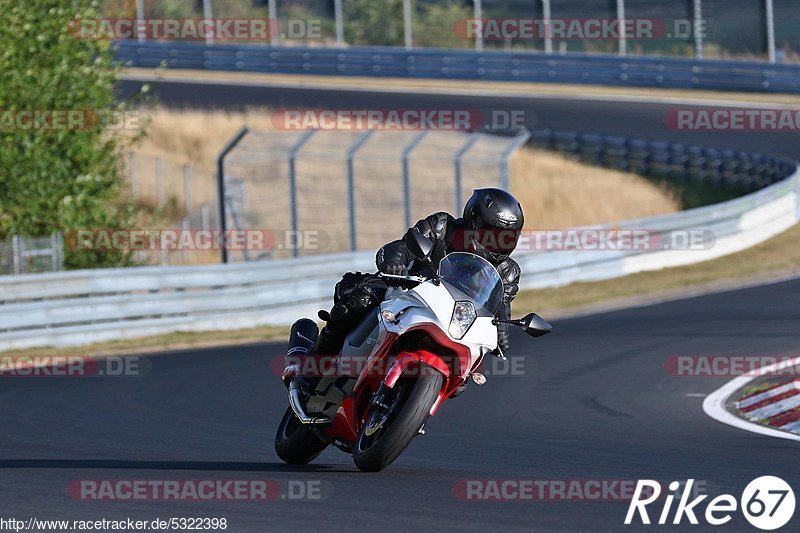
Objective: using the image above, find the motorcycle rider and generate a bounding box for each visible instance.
[283,188,524,388]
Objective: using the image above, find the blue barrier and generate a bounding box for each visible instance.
[115,41,800,94]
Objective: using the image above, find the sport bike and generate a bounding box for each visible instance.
[275,229,552,471]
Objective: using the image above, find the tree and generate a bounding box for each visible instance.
[0,0,134,268]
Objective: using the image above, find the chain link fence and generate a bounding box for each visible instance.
[106,0,800,63]
[0,234,64,275]
[220,128,530,261]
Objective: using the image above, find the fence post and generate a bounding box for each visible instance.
[156,156,164,207]
[50,233,61,271]
[268,0,278,46]
[473,0,483,51]
[183,164,192,214]
[401,131,428,229]
[201,203,210,231]
[216,127,249,263]
[616,0,626,56]
[454,134,480,213]
[135,0,145,43]
[693,0,703,59]
[11,235,22,275]
[345,130,376,252]
[334,0,344,47]
[203,0,213,45]
[542,0,553,54]
[287,130,317,258]
[766,0,776,63]
[181,217,190,264]
[129,152,137,196]
[403,0,413,50]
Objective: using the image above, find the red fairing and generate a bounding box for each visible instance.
[383,324,473,415]
[326,400,358,443]
[323,323,473,444]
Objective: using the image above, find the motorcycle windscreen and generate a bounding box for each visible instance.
[437,252,504,315]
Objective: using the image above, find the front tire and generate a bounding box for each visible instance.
[353,369,443,472]
[274,407,328,465]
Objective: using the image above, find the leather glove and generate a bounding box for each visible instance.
[382,263,408,276]
[382,263,413,288]
[497,329,511,353]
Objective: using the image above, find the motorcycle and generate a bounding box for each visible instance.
[275,229,552,472]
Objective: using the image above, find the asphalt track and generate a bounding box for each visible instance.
[118,78,800,159]
[2,278,800,531]
[2,80,797,531]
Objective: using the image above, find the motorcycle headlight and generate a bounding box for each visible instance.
[449,301,476,339]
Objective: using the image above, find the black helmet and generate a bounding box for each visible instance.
[462,188,524,263]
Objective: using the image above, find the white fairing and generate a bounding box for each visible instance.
[380,281,498,363]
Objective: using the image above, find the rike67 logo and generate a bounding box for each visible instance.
[625,477,795,530]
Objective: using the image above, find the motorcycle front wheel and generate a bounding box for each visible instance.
[353,369,443,472]
[274,407,329,465]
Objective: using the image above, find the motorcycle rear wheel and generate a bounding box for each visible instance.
[274,407,329,465]
[353,369,443,472]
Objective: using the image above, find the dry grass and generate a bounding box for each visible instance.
[129,107,679,238]
[509,149,679,228]
[134,107,277,173]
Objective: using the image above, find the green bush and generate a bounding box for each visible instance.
[0,0,134,269]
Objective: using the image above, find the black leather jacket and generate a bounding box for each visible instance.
[376,212,521,323]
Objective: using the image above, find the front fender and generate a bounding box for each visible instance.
[384,350,451,388]
[384,351,451,416]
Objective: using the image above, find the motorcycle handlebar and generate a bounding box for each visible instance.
[378,272,429,284]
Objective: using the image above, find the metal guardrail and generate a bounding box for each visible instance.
[114,41,800,93]
[0,139,797,351]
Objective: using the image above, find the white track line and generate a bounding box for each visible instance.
[702,356,800,442]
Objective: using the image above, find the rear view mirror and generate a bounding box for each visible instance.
[519,313,552,337]
[406,227,433,261]
[493,313,552,337]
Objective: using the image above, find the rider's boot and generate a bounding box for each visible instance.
[282,318,320,393]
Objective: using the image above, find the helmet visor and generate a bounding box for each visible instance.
[455,223,521,259]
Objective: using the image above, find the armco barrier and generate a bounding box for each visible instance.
[114,41,800,93]
[1,158,798,351]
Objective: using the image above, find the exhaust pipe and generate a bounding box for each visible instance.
[288,381,331,425]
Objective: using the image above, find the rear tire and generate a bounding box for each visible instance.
[274,407,328,465]
[353,369,443,472]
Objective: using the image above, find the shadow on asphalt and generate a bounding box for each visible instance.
[0,460,356,473]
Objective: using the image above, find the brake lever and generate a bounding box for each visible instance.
[493,345,507,361]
